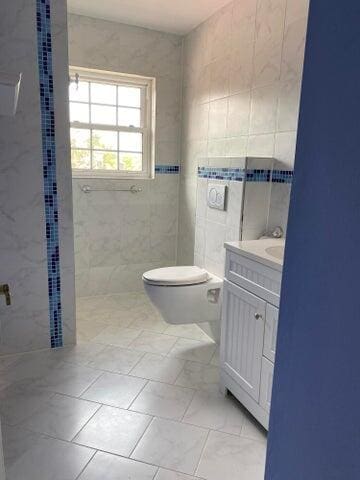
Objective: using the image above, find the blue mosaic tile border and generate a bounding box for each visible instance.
[198,167,245,181]
[155,165,180,174]
[271,170,294,183]
[36,0,63,348]
[246,169,272,182]
[198,167,293,184]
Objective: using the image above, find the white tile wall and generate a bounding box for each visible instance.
[178,0,309,266]
[194,178,244,278]
[68,15,183,296]
[0,0,75,353]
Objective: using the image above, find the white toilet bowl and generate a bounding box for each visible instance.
[142,266,223,327]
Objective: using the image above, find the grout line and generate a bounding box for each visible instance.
[69,402,103,443]
[179,387,197,422]
[74,448,98,480]
[194,428,211,477]
[127,378,150,410]
[127,415,155,459]
[153,466,160,480]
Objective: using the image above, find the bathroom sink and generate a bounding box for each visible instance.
[265,245,285,260]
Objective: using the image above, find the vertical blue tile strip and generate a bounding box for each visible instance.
[36,0,63,348]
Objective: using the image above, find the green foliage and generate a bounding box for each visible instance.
[122,155,134,171]
[71,130,141,171]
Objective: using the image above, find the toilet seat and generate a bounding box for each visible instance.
[143,266,209,286]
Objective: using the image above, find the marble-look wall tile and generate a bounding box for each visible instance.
[72,175,179,297]
[253,0,287,88]
[178,0,309,267]
[0,0,73,353]
[267,183,292,233]
[68,15,182,296]
[193,178,244,278]
[249,83,280,135]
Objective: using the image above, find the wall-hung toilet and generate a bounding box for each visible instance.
[143,266,223,340]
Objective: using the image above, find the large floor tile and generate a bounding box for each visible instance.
[163,324,211,342]
[0,354,23,372]
[132,417,208,475]
[168,338,217,364]
[92,326,142,347]
[21,393,100,441]
[130,381,194,420]
[130,353,186,383]
[87,345,144,374]
[3,425,43,470]
[77,319,109,343]
[0,380,54,426]
[183,391,245,435]
[241,413,267,444]
[76,295,108,313]
[175,361,220,392]
[78,451,157,480]
[196,431,267,480]
[129,331,178,355]
[128,313,168,333]
[209,347,220,366]
[35,363,102,397]
[1,350,60,385]
[81,372,147,408]
[105,311,141,330]
[52,343,106,366]
[73,405,152,456]
[155,469,202,480]
[5,430,94,480]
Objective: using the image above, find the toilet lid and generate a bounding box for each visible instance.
[143,266,209,286]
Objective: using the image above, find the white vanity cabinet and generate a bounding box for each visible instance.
[220,241,282,430]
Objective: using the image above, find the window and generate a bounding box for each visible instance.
[69,67,156,179]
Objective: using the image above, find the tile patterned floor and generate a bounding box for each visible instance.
[0,292,267,480]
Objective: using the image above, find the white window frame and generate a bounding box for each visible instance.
[69,66,156,179]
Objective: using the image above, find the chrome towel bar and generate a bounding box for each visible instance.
[81,184,142,194]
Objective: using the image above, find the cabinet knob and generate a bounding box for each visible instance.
[254,312,263,320]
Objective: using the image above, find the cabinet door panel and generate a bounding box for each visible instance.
[263,304,279,363]
[221,280,266,401]
[260,357,274,413]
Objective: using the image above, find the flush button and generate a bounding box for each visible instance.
[207,184,227,211]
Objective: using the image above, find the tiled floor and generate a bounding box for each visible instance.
[0,292,267,480]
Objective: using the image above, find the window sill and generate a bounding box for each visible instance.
[71,170,154,180]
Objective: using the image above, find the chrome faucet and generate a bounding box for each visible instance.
[271,226,284,239]
[0,284,11,306]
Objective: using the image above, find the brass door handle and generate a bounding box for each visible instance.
[0,284,11,306]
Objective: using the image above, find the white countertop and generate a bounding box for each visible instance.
[225,238,285,271]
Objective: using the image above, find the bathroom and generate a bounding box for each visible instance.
[0,0,311,478]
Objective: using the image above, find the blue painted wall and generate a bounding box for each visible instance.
[265,1,360,479]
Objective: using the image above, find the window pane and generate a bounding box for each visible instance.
[119,152,142,171]
[91,105,116,125]
[118,86,141,107]
[92,130,117,150]
[93,151,118,170]
[119,132,142,152]
[70,128,90,149]
[70,102,89,123]
[69,81,89,102]
[118,107,141,127]
[91,82,117,105]
[71,149,91,169]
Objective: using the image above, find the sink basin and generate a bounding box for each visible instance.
[265,245,285,260]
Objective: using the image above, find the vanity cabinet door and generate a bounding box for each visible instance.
[260,357,274,413]
[263,304,279,363]
[221,280,266,402]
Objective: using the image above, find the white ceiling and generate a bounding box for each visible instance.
[67,0,231,35]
